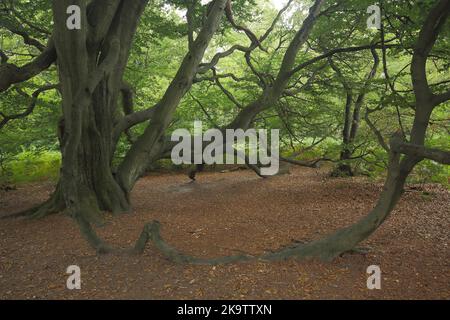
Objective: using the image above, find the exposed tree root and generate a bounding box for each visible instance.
[0,205,40,220]
[75,137,419,265]
[133,221,254,264]
[0,186,65,220]
[5,135,421,268]
[27,198,65,220]
[75,215,254,263]
[340,247,371,256]
[75,214,113,254]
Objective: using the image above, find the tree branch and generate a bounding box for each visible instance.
[0,41,56,93]
[289,43,399,78]
[0,84,59,129]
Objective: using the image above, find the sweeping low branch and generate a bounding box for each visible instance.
[391,142,450,165]
[280,156,333,168]
[114,104,158,140]
[0,41,56,93]
[0,18,46,51]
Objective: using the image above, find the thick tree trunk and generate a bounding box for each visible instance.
[39,0,147,224]
[57,81,130,223]
[64,83,130,213]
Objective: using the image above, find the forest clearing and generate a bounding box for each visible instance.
[1,167,449,299]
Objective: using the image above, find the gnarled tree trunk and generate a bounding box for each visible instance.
[41,0,148,223]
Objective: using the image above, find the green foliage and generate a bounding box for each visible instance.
[0,149,60,184]
[0,0,449,187]
[409,160,450,188]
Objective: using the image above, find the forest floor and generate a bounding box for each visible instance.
[0,167,449,299]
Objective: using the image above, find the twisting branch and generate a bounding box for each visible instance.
[364,105,390,152]
[224,0,264,51]
[0,84,59,129]
[194,72,246,83]
[117,0,229,193]
[0,41,56,93]
[288,43,399,77]
[211,68,242,109]
[197,0,294,74]
[188,92,219,127]
[0,18,46,51]
[228,0,326,130]
[244,51,268,88]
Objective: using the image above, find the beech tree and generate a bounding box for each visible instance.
[2,0,230,222]
[1,0,449,262]
[135,0,450,262]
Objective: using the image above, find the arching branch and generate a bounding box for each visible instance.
[0,42,56,93]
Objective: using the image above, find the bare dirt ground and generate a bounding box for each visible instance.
[0,167,449,299]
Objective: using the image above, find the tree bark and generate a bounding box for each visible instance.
[45,0,148,223]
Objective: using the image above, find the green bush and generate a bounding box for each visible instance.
[408,159,450,188]
[0,149,61,184]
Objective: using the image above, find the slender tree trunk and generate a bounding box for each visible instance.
[332,48,379,177]
[334,92,354,176]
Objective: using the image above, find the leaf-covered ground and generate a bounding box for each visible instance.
[0,167,449,299]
